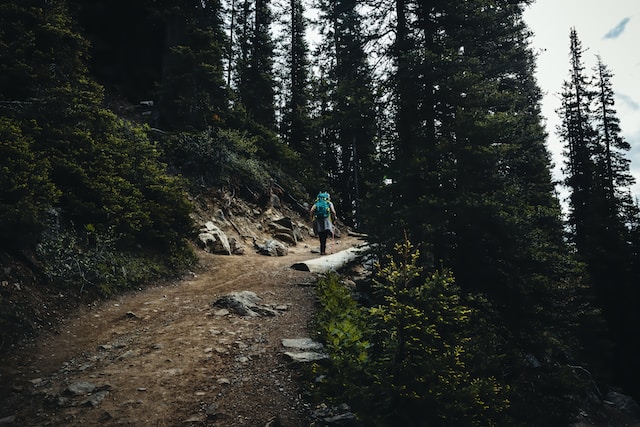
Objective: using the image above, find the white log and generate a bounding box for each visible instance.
[291,245,369,273]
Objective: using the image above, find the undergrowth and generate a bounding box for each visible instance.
[36,211,195,297]
[310,240,511,426]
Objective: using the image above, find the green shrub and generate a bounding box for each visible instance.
[36,213,194,297]
[161,128,274,193]
[312,240,511,426]
[0,117,58,249]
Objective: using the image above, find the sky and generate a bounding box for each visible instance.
[522,0,640,202]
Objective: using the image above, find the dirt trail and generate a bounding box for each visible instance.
[0,234,363,426]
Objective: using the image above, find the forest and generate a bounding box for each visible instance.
[1,0,639,425]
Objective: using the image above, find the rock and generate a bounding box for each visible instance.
[262,207,284,222]
[228,237,246,255]
[283,351,328,362]
[255,239,288,256]
[82,390,109,407]
[281,338,324,351]
[212,291,278,317]
[311,403,355,425]
[0,416,16,425]
[116,349,138,361]
[205,403,218,415]
[65,381,96,396]
[198,222,232,255]
[605,391,640,417]
[269,193,282,208]
[273,216,294,230]
[269,217,302,246]
[213,209,228,223]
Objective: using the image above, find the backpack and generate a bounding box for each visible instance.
[314,192,331,219]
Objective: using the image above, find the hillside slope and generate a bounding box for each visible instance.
[0,194,366,426]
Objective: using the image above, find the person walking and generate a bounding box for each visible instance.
[310,192,336,255]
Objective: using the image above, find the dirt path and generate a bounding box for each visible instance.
[0,235,362,426]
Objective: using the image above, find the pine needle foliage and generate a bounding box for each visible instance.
[312,240,510,426]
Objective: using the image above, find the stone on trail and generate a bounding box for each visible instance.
[65,381,97,396]
[281,338,327,362]
[212,291,278,317]
[254,239,288,256]
[283,351,328,363]
[82,390,109,407]
[281,338,324,351]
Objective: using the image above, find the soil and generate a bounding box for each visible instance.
[0,197,365,426]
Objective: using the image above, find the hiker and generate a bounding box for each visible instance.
[310,192,336,255]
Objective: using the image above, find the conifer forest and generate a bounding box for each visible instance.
[1,1,640,425]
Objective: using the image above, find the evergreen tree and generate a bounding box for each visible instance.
[236,0,277,130]
[66,0,165,102]
[155,0,230,131]
[558,28,599,252]
[280,0,312,158]
[0,0,193,257]
[0,118,58,248]
[364,1,606,423]
[559,30,640,397]
[315,0,378,226]
[592,56,636,226]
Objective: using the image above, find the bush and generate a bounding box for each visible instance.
[311,240,511,426]
[36,211,195,297]
[161,128,273,194]
[0,117,58,249]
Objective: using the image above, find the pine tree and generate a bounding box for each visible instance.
[559,31,640,397]
[365,1,606,423]
[66,0,165,101]
[280,0,312,160]
[155,0,230,131]
[314,0,378,226]
[592,56,635,225]
[0,0,193,253]
[558,28,599,252]
[236,0,277,130]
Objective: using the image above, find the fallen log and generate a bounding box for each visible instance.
[291,245,369,273]
[347,229,368,238]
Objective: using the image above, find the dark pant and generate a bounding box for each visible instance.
[319,231,331,254]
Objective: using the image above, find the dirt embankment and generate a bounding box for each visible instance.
[0,196,365,426]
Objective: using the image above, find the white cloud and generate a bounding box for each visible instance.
[604,17,631,39]
[617,92,640,111]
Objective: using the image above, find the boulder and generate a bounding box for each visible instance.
[281,338,324,351]
[269,193,282,208]
[281,338,327,362]
[228,237,246,255]
[269,216,302,245]
[198,222,231,255]
[255,239,288,256]
[212,291,278,317]
[283,351,328,362]
[605,391,640,417]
